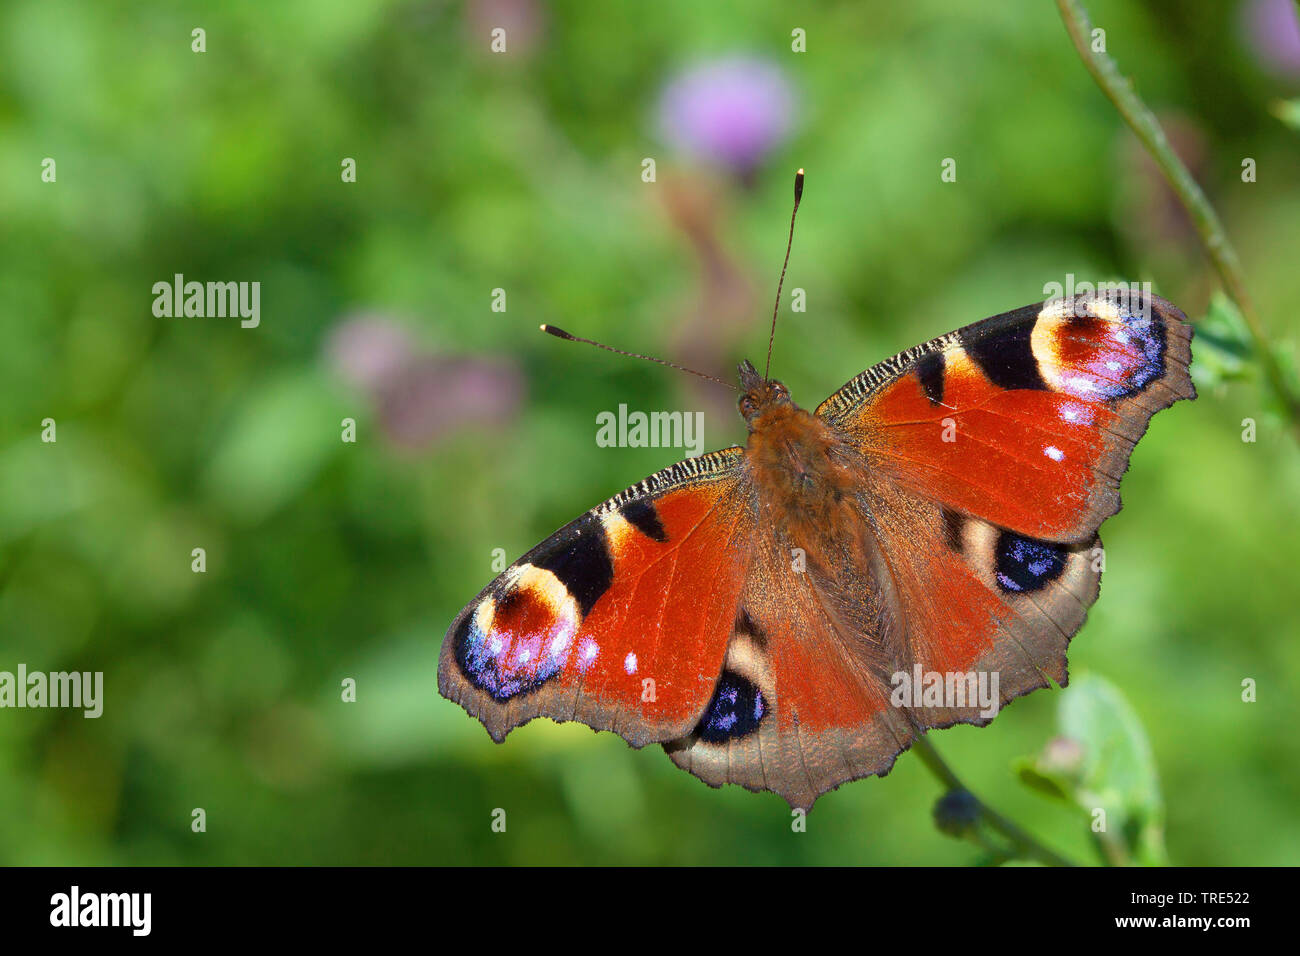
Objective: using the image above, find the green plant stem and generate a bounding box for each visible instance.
[1091,824,1129,867]
[1057,0,1300,442]
[913,735,1077,867]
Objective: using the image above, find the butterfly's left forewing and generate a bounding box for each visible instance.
[439,447,756,748]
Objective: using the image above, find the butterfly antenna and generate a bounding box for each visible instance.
[540,325,739,391]
[764,168,804,381]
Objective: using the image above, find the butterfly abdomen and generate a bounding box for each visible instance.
[743,403,867,587]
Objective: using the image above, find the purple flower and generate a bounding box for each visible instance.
[328,316,415,393]
[657,57,795,176]
[1241,0,1300,77]
[327,314,523,450]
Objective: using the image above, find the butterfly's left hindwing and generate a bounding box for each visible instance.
[438,447,755,749]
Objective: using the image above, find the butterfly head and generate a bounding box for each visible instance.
[737,359,793,428]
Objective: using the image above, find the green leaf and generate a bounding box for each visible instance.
[1192,293,1300,421]
[1012,756,1075,804]
[1271,98,1300,131]
[1057,673,1167,866]
[1191,293,1255,388]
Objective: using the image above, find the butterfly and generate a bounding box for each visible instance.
[438,174,1195,810]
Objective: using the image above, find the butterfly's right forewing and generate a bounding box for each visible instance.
[818,292,1194,542]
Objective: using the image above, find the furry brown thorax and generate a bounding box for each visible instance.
[737,360,858,534]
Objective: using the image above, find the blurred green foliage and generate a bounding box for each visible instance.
[1,0,1298,865]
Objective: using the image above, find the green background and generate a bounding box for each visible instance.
[1,0,1298,865]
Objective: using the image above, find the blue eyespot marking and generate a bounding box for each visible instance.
[453,588,578,701]
[1054,301,1167,400]
[994,532,1068,594]
[698,671,766,743]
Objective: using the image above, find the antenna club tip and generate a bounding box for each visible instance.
[540,324,573,340]
[794,168,805,202]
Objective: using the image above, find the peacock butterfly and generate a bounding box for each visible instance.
[438,171,1194,809]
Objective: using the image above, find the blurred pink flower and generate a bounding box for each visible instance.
[1041,736,1085,777]
[327,315,523,450]
[1241,0,1300,77]
[329,317,415,393]
[465,0,546,58]
[657,57,795,179]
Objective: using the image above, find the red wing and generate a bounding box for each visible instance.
[439,448,756,749]
[816,292,1195,542]
[665,476,1102,810]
